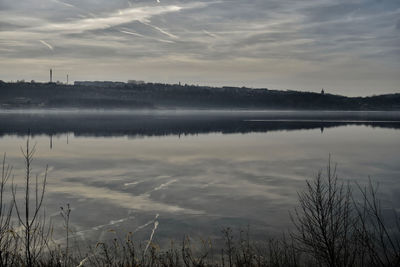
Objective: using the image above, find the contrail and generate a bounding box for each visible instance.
[144,217,159,254]
[203,30,218,38]
[76,214,159,267]
[153,179,177,191]
[53,0,76,9]
[124,181,140,186]
[39,40,54,51]
[120,28,175,43]
[119,30,146,37]
[61,213,160,242]
[133,213,159,233]
[141,22,179,39]
[151,24,178,39]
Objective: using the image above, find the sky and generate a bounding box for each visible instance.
[0,0,399,96]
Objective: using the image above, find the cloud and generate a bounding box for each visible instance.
[119,28,175,43]
[119,29,146,38]
[39,40,54,50]
[203,30,218,38]
[37,5,183,34]
[140,21,179,39]
[152,179,178,191]
[52,0,76,9]
[48,182,202,214]
[0,0,399,95]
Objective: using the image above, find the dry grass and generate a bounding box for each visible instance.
[0,143,399,266]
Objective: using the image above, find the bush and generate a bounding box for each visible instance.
[291,158,400,267]
[0,144,399,266]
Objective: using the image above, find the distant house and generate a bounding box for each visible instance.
[74,81,125,87]
[13,97,31,105]
[128,80,145,85]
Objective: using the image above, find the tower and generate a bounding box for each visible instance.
[50,69,53,83]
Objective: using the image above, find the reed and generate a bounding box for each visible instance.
[0,145,399,266]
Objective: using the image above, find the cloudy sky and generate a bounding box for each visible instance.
[0,0,399,96]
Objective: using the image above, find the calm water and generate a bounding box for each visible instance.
[0,110,399,246]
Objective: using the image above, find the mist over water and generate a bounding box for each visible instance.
[1,110,399,246]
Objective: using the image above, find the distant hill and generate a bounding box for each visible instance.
[1,111,400,138]
[0,80,399,110]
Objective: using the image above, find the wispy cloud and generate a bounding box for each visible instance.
[39,40,54,50]
[119,29,146,38]
[141,21,179,39]
[0,0,398,95]
[48,182,203,214]
[203,30,218,38]
[153,179,178,191]
[120,28,175,43]
[52,0,76,9]
[37,5,183,34]
[144,219,159,254]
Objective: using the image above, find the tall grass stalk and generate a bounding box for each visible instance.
[0,144,399,266]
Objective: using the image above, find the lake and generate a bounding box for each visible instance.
[0,110,399,247]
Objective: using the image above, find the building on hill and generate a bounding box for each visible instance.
[128,80,145,85]
[74,81,125,87]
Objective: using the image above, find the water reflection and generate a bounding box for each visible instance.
[0,110,399,247]
[1,110,400,138]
